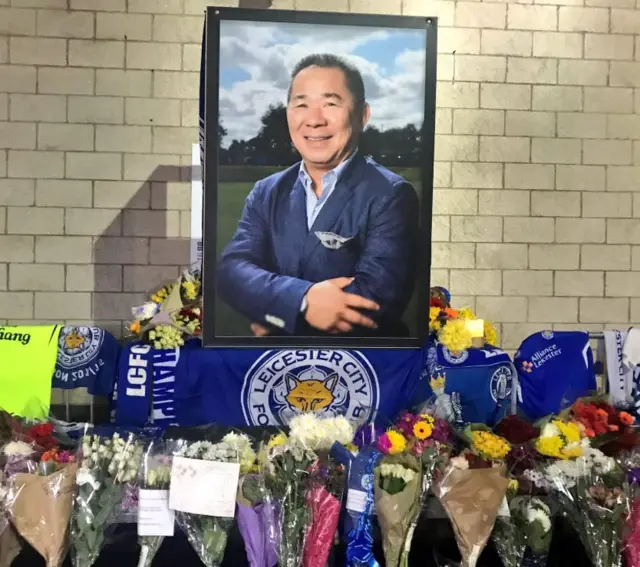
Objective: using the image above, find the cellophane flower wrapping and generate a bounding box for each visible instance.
[173,438,242,567]
[541,447,626,567]
[620,452,640,566]
[70,429,144,567]
[137,439,176,567]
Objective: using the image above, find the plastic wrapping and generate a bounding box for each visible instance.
[70,428,144,567]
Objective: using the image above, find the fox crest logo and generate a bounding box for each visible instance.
[57,326,103,370]
[242,350,379,426]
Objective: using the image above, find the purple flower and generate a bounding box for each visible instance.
[430,420,452,444]
[628,468,640,485]
[58,450,72,464]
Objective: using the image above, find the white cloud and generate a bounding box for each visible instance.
[217,20,427,146]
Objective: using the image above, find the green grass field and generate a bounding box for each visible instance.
[215,166,423,337]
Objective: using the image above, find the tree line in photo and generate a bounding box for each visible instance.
[218,103,423,169]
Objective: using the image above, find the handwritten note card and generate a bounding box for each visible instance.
[138,489,175,536]
[346,489,367,513]
[169,457,240,517]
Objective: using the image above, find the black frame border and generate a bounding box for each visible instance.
[202,6,438,349]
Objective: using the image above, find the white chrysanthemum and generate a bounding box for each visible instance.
[222,432,257,471]
[77,468,101,491]
[2,441,34,458]
[450,456,470,470]
[539,422,560,439]
[526,507,551,533]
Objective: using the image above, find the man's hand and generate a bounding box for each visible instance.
[250,323,271,337]
[304,277,380,333]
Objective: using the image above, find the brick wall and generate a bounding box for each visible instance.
[0,0,638,351]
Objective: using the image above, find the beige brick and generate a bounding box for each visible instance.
[149,238,190,265]
[481,84,531,110]
[477,296,528,322]
[479,136,530,163]
[530,243,580,269]
[37,9,93,38]
[125,98,180,127]
[559,60,608,86]
[556,271,604,296]
[93,237,149,264]
[70,0,126,10]
[184,0,238,13]
[439,27,480,54]
[0,265,5,291]
[450,270,502,295]
[68,40,124,68]
[10,94,65,122]
[606,272,638,296]
[506,111,555,137]
[481,30,531,56]
[36,180,91,208]
[34,236,91,264]
[433,189,478,215]
[557,165,605,191]
[123,265,179,292]
[432,243,475,269]
[558,113,606,139]
[437,110,452,136]
[608,219,640,243]
[503,323,548,349]
[91,292,147,320]
[66,264,123,292]
[35,292,91,319]
[456,2,506,28]
[585,34,634,60]
[532,191,581,217]
[96,13,151,41]
[504,270,553,295]
[504,217,555,242]
[0,122,36,150]
[634,193,640,216]
[96,70,152,98]
[532,138,581,164]
[611,8,640,33]
[402,0,455,25]
[508,5,557,30]
[38,67,94,95]
[559,7,609,32]
[611,63,640,87]
[437,82,479,109]
[0,150,5,178]
[582,244,631,269]
[65,208,121,236]
[127,42,182,71]
[632,299,640,323]
[38,124,94,152]
[505,164,554,190]
[0,292,34,319]
[445,216,497,243]
[533,32,583,58]
[479,189,530,215]
[0,179,34,206]
[435,135,478,162]
[123,154,181,181]
[122,210,180,238]
[9,37,65,66]
[68,96,123,124]
[633,246,640,269]
[438,55,454,82]
[94,181,149,209]
[181,44,201,72]
[585,87,633,113]
[452,162,503,189]
[96,125,151,153]
[584,140,632,165]
[0,94,6,120]
[533,85,582,111]
[129,0,182,12]
[9,264,63,291]
[607,114,640,139]
[434,162,452,188]
[608,166,640,191]
[454,55,506,82]
[580,298,629,322]
[350,0,401,13]
[476,243,527,269]
[507,57,557,84]
[66,152,121,181]
[587,0,633,7]
[0,235,34,262]
[153,71,199,99]
[453,110,504,135]
[12,0,65,6]
[8,150,63,179]
[152,127,197,154]
[529,297,578,322]
[153,15,203,43]
[0,38,6,64]
[7,206,62,235]
[584,192,632,217]
[0,7,36,35]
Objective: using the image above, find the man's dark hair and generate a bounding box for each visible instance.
[287,53,366,116]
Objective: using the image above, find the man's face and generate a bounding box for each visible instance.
[287,66,370,170]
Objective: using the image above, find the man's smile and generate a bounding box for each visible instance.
[305,135,332,141]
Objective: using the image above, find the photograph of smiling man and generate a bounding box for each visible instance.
[211,15,431,340]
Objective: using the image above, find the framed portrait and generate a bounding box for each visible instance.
[201,6,438,348]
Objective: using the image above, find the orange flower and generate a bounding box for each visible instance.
[596,409,608,419]
[609,425,620,432]
[620,412,635,425]
[585,428,595,438]
[130,321,141,334]
[444,308,459,318]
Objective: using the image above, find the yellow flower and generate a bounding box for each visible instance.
[535,436,564,458]
[419,413,435,425]
[429,307,442,332]
[345,442,359,455]
[508,478,519,493]
[182,280,200,301]
[413,420,433,440]
[386,430,407,455]
[267,432,287,449]
[484,321,498,346]
[458,307,476,320]
[472,430,511,460]
[554,420,581,444]
[561,445,583,459]
[438,318,472,353]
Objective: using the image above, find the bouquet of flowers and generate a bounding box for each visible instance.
[128,268,202,348]
[137,440,176,567]
[171,437,243,567]
[533,418,586,460]
[263,430,317,567]
[622,452,640,566]
[70,431,144,567]
[433,425,510,567]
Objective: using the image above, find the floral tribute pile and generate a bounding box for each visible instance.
[1,398,640,567]
[128,268,202,349]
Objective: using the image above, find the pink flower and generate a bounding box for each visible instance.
[410,440,424,457]
[377,433,393,454]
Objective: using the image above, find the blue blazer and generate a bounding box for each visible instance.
[217,153,420,337]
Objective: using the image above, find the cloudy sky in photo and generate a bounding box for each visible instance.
[218,20,427,147]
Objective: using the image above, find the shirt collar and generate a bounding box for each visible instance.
[298,149,358,187]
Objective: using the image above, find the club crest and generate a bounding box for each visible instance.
[57,326,104,370]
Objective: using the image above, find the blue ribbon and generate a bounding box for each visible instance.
[346,451,382,567]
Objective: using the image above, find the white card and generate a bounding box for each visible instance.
[346,489,367,513]
[169,457,240,517]
[138,489,175,536]
[497,496,510,517]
